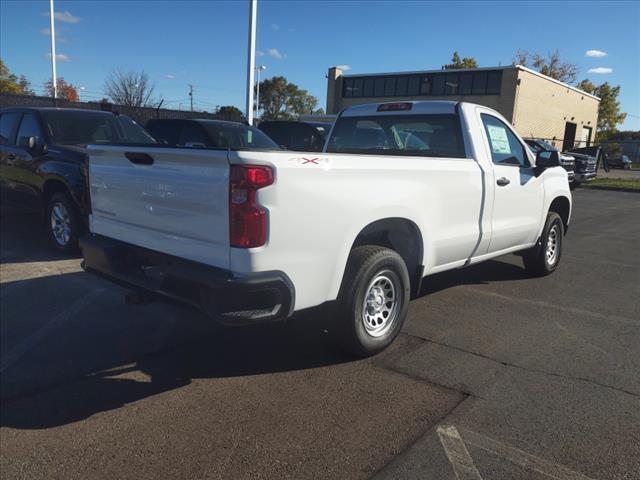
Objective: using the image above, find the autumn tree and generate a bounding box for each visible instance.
[513,49,579,84]
[104,70,156,107]
[576,79,627,141]
[0,59,34,95]
[45,77,79,101]
[258,76,318,120]
[442,51,479,70]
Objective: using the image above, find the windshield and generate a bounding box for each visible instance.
[326,114,465,158]
[40,110,157,145]
[202,122,280,150]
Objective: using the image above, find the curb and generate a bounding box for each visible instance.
[582,185,640,194]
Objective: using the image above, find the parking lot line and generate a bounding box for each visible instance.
[0,288,105,374]
[458,426,597,480]
[437,424,484,480]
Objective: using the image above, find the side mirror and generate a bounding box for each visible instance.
[17,136,43,155]
[536,150,560,168]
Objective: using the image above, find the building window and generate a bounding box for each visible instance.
[341,69,504,98]
[459,73,473,95]
[432,74,445,95]
[343,78,354,97]
[420,75,432,95]
[486,71,502,94]
[445,73,459,95]
[396,76,408,96]
[363,78,374,97]
[407,76,420,95]
[353,78,363,97]
[374,78,385,96]
[472,72,487,95]
[384,77,396,96]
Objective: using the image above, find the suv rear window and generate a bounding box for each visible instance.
[40,110,156,145]
[326,114,465,158]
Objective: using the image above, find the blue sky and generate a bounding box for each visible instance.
[1,0,639,129]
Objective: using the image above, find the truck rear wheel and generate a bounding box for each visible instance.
[522,212,564,276]
[333,246,410,357]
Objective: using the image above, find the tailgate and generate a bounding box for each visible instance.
[88,145,230,269]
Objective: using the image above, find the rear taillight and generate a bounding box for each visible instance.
[229,165,273,248]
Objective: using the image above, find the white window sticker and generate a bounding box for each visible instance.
[487,125,511,154]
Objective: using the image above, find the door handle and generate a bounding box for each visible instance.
[125,152,154,165]
[496,177,510,186]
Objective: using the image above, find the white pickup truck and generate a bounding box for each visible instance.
[80,101,571,356]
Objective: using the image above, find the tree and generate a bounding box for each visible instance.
[442,51,479,70]
[104,70,156,107]
[0,59,34,95]
[513,49,578,84]
[576,79,627,141]
[258,76,319,120]
[45,77,79,101]
[216,105,244,119]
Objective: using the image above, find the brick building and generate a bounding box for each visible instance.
[326,65,599,150]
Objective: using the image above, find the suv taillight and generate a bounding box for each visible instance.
[229,165,273,248]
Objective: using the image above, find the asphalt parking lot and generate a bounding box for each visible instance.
[1,188,639,480]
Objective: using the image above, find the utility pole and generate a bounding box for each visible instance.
[49,0,58,100]
[246,0,257,125]
[188,84,194,112]
[255,65,267,121]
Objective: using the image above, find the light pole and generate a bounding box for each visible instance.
[49,0,57,100]
[255,65,267,121]
[246,0,257,125]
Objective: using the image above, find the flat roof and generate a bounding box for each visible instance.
[335,64,600,101]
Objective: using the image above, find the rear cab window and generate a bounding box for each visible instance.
[326,113,465,158]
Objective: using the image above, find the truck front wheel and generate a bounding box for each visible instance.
[333,246,410,357]
[46,192,81,253]
[522,212,564,276]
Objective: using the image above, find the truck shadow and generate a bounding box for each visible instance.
[0,205,81,264]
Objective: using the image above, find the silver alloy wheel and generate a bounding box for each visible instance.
[361,271,400,338]
[545,224,559,266]
[51,201,72,246]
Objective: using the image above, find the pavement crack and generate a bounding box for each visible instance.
[405,333,640,400]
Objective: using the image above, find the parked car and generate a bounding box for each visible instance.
[146,118,280,150]
[524,139,575,184]
[565,145,599,186]
[258,120,330,152]
[607,154,632,169]
[0,107,157,252]
[80,101,571,356]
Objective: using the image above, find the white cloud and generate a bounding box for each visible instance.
[270,23,279,31]
[588,67,613,74]
[165,74,175,80]
[40,27,67,43]
[267,48,285,60]
[42,10,81,23]
[585,49,607,58]
[256,50,265,57]
[45,53,71,62]
[336,64,351,71]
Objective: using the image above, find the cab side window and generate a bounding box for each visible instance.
[0,112,21,145]
[481,114,528,167]
[16,113,44,144]
[178,123,208,147]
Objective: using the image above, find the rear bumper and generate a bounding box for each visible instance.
[79,234,295,324]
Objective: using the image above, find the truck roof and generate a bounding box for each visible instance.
[340,100,460,117]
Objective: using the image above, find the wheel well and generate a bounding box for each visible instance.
[549,196,570,232]
[42,180,70,210]
[352,218,424,295]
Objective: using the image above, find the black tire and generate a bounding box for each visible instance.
[332,245,411,357]
[522,212,564,277]
[46,191,81,253]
